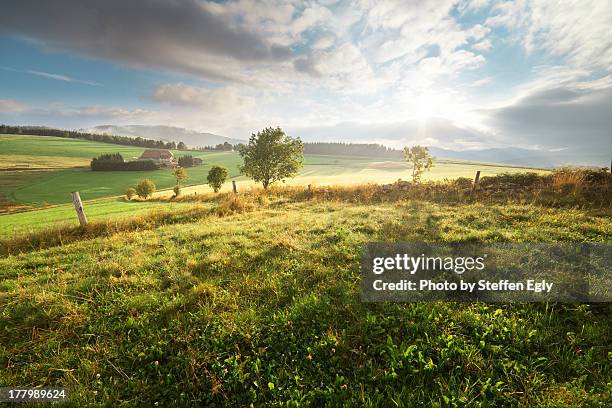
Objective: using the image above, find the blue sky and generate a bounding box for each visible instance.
[1,0,611,156]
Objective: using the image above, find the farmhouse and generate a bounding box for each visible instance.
[138,149,176,167]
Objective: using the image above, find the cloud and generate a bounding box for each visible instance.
[0,99,28,113]
[1,66,100,86]
[485,0,612,70]
[289,117,491,150]
[26,70,101,86]
[311,33,336,50]
[481,82,612,153]
[293,58,322,77]
[0,100,161,128]
[150,83,254,111]
[472,39,492,52]
[0,0,293,82]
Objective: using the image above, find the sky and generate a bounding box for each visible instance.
[0,0,611,156]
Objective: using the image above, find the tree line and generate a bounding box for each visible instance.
[303,142,402,158]
[0,125,187,150]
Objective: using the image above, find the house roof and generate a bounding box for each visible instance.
[139,149,174,159]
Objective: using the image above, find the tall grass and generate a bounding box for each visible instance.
[168,168,612,207]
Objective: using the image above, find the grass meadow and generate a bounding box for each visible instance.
[0,188,610,406]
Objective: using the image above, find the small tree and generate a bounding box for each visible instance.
[173,167,187,185]
[404,145,433,182]
[238,127,303,189]
[125,187,136,200]
[135,179,156,199]
[172,167,187,196]
[207,165,228,193]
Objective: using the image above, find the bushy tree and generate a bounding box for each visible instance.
[238,127,303,189]
[177,155,203,167]
[404,145,433,182]
[125,187,136,200]
[207,165,228,193]
[135,179,156,199]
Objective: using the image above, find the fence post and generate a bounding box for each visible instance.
[232,180,237,194]
[71,191,88,227]
[472,171,481,192]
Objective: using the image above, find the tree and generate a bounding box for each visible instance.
[125,187,136,200]
[173,167,187,186]
[177,141,186,150]
[207,165,228,193]
[135,179,156,199]
[403,145,433,182]
[238,127,303,189]
[172,167,187,196]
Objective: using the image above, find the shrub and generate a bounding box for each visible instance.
[177,155,203,167]
[214,194,256,216]
[135,179,156,199]
[125,187,136,200]
[453,177,473,190]
[207,166,228,193]
[173,185,181,197]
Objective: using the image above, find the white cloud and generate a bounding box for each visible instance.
[150,83,254,111]
[472,39,492,52]
[486,0,612,70]
[1,66,101,86]
[0,99,28,113]
[311,33,336,50]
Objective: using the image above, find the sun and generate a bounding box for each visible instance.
[414,92,438,120]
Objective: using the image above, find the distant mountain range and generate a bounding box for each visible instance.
[87,125,244,148]
[428,147,607,168]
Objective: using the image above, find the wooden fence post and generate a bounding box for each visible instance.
[232,180,237,194]
[71,191,88,227]
[472,171,481,192]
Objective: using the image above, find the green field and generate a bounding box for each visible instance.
[1,190,610,406]
[0,198,201,237]
[0,134,549,207]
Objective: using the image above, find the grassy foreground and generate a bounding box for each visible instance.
[0,186,610,406]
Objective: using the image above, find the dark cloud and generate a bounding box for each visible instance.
[483,85,612,154]
[293,57,322,77]
[0,0,292,81]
